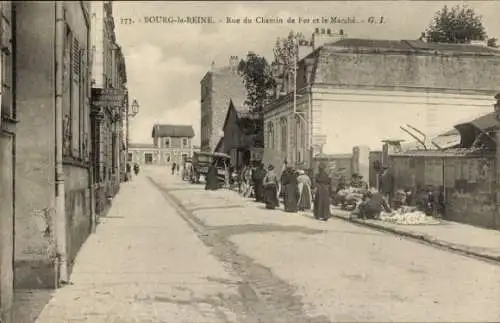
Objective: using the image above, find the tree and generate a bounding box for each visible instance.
[271,30,305,97]
[237,52,275,114]
[423,5,487,43]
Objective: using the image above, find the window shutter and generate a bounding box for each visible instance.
[70,36,80,157]
[80,48,87,159]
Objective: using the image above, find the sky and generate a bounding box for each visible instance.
[113,1,500,145]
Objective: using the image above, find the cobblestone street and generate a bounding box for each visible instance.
[32,168,500,322]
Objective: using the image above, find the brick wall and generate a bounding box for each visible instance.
[391,154,498,229]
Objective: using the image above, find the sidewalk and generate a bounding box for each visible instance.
[29,171,242,323]
[331,209,500,262]
[152,168,500,263]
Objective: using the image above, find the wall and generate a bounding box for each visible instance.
[63,166,90,271]
[0,1,14,321]
[312,88,494,154]
[391,154,498,229]
[264,94,310,167]
[14,1,57,289]
[368,151,383,188]
[200,73,213,152]
[315,49,500,92]
[202,69,246,152]
[90,1,104,87]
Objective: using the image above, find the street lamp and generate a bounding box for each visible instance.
[129,99,140,117]
[125,98,140,167]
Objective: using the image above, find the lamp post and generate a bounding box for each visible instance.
[125,98,140,164]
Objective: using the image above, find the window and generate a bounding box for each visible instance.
[182,138,188,147]
[63,24,87,159]
[1,9,13,120]
[164,138,170,148]
[280,118,287,153]
[127,153,132,162]
[144,153,153,164]
[267,122,274,149]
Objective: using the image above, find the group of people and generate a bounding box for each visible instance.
[125,163,140,181]
[233,161,334,221]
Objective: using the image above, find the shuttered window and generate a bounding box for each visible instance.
[70,37,80,157]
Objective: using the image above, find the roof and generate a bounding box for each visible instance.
[222,99,261,132]
[128,143,155,149]
[151,124,195,138]
[391,147,494,158]
[195,151,230,158]
[330,38,500,55]
[314,153,352,160]
[454,112,500,132]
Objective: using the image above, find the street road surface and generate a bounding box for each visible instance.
[34,167,500,323]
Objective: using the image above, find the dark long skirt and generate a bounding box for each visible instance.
[284,183,299,212]
[264,184,279,209]
[254,180,264,202]
[205,170,219,191]
[298,184,312,211]
[314,185,331,220]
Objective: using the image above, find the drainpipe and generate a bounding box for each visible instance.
[308,85,313,169]
[54,2,68,284]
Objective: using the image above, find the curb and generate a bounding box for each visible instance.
[330,212,500,264]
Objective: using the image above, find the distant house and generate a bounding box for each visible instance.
[127,143,156,165]
[128,124,199,166]
[217,100,264,169]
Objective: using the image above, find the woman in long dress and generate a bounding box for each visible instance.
[282,166,299,213]
[297,169,312,211]
[263,165,279,209]
[205,162,219,191]
[314,162,332,221]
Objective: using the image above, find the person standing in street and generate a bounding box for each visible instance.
[263,165,279,209]
[282,166,299,213]
[133,163,140,176]
[314,162,332,221]
[205,161,219,190]
[171,162,176,175]
[297,169,312,211]
[126,163,132,181]
[252,162,266,203]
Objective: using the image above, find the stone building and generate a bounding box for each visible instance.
[0,2,14,321]
[200,56,247,152]
[14,0,92,293]
[90,1,128,216]
[128,125,197,166]
[264,39,500,170]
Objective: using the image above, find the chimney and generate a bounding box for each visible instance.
[210,61,216,71]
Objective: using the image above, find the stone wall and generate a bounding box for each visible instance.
[14,1,58,289]
[391,154,498,229]
[201,69,246,153]
[63,166,91,272]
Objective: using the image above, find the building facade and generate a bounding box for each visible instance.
[264,39,500,169]
[128,125,198,166]
[0,2,15,321]
[14,0,92,293]
[90,1,128,216]
[218,100,263,169]
[200,56,247,152]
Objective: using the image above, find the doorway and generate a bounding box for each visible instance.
[144,153,153,165]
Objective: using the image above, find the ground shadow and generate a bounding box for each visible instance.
[12,289,54,323]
